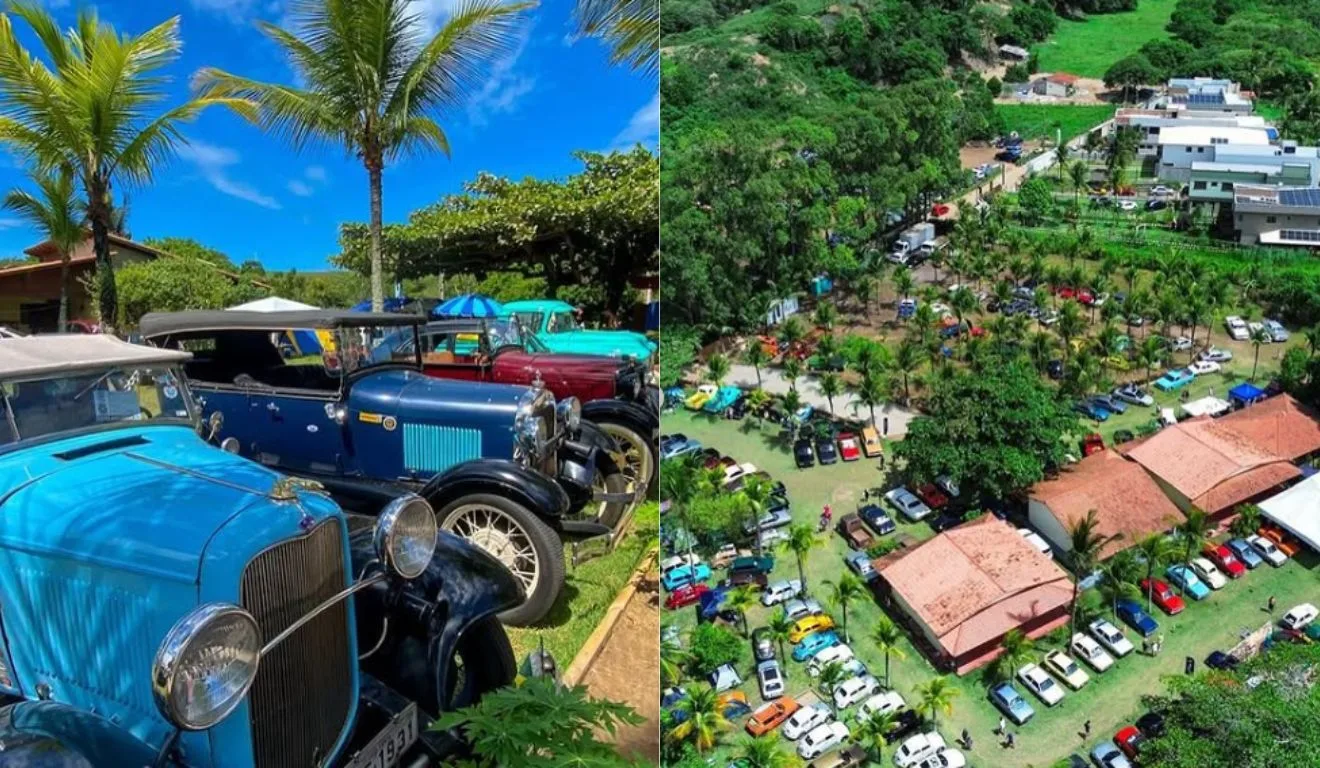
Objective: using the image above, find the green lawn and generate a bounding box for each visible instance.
[663,410,1320,767]
[996,104,1115,145]
[1031,0,1179,78]
[508,502,658,666]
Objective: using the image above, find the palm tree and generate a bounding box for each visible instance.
[1028,331,1056,374]
[825,573,866,643]
[781,389,804,439]
[196,0,530,312]
[661,632,686,686]
[1250,325,1272,381]
[669,684,729,753]
[817,661,849,717]
[1057,301,1086,361]
[913,676,959,730]
[1137,335,1165,383]
[744,342,770,389]
[1176,508,1211,597]
[1068,159,1088,208]
[742,474,775,555]
[854,709,896,763]
[1066,510,1120,641]
[765,611,795,664]
[733,734,798,768]
[893,268,916,304]
[3,169,83,332]
[852,373,887,428]
[994,629,1035,682]
[778,316,807,349]
[871,617,907,689]
[1055,142,1071,181]
[1135,533,1177,612]
[572,0,657,73]
[892,341,922,405]
[1099,550,1141,618]
[782,523,820,595]
[1230,504,1263,539]
[707,353,731,387]
[745,388,771,426]
[818,371,843,416]
[725,585,758,637]
[0,3,253,328]
[782,358,804,392]
[814,301,839,330]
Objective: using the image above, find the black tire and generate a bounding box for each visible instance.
[433,493,565,627]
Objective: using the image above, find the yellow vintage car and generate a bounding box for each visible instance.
[861,426,884,458]
[788,614,836,643]
[685,384,718,410]
[1104,355,1132,371]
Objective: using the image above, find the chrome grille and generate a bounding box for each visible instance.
[241,520,354,768]
[538,400,560,476]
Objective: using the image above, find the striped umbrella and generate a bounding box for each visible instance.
[432,293,504,318]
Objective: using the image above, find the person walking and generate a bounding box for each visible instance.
[1268,595,1277,613]
[1084,719,1092,737]
[997,717,1006,736]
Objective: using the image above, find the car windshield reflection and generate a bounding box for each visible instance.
[0,364,195,444]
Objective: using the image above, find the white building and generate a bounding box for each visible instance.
[1116,108,1272,157]
[1154,78,1254,114]
[1156,125,1272,183]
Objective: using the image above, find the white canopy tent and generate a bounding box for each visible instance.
[1259,473,1320,553]
[1181,396,1231,418]
[227,296,317,312]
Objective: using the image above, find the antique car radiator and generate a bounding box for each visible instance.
[240,519,354,767]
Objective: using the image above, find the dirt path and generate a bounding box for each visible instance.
[579,567,660,763]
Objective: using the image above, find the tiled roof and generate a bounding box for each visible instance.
[879,516,1073,657]
[1216,394,1320,461]
[1030,450,1185,558]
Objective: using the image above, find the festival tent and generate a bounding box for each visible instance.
[228,296,316,312]
[1229,382,1266,409]
[1259,473,1320,554]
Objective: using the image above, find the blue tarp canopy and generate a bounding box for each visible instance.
[350,297,414,313]
[1229,382,1265,407]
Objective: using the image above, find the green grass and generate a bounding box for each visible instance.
[508,502,658,666]
[663,410,1320,767]
[1031,0,1179,78]
[996,104,1115,145]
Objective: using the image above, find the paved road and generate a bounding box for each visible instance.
[725,364,916,438]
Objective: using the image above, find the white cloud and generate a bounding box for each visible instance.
[607,93,659,151]
[188,0,263,21]
[466,27,536,126]
[304,165,328,182]
[287,179,314,197]
[0,218,24,230]
[176,139,282,210]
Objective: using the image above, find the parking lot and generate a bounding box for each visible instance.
[662,407,1320,767]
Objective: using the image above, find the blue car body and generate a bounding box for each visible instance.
[662,562,713,591]
[0,337,522,767]
[990,682,1035,724]
[698,586,730,622]
[1116,599,1160,637]
[792,630,841,661]
[502,299,656,362]
[703,386,743,414]
[1074,401,1110,421]
[1166,565,1210,600]
[1227,538,1264,569]
[859,504,896,535]
[661,434,702,459]
[1154,369,1195,392]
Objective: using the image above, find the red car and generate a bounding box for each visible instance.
[1115,725,1145,759]
[932,203,951,217]
[665,583,711,610]
[1056,286,1076,300]
[914,483,949,510]
[837,432,862,462]
[1077,289,1095,305]
[1203,544,1246,578]
[1140,579,1185,615]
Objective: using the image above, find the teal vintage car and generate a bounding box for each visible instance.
[502,299,656,362]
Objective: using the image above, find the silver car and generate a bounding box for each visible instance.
[757,659,785,699]
[1265,319,1290,342]
[884,486,932,521]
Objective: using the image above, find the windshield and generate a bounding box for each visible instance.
[546,310,582,334]
[1,364,195,445]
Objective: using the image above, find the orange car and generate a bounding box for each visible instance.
[746,697,800,736]
[1259,524,1303,557]
[788,614,835,643]
[757,335,780,357]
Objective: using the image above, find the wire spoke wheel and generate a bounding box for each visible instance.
[441,504,540,597]
[597,422,654,496]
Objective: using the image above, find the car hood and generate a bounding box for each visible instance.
[543,329,655,360]
[510,349,623,381]
[0,425,328,582]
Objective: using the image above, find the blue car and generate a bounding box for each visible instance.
[703,385,743,414]
[1166,564,1211,600]
[1115,599,1160,637]
[859,504,897,536]
[0,336,521,766]
[1227,538,1265,569]
[990,682,1035,725]
[1074,400,1110,421]
[144,310,632,627]
[661,433,702,459]
[662,562,713,591]
[1154,368,1195,392]
[792,630,841,661]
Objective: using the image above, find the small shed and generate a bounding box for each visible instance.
[999,44,1029,61]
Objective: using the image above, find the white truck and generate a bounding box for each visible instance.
[888,222,935,263]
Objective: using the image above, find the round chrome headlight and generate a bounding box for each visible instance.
[517,413,548,445]
[556,397,582,432]
[152,604,261,731]
[374,494,438,579]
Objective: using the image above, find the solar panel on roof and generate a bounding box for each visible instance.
[1279,189,1320,207]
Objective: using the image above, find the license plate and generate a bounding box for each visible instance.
[346,703,419,768]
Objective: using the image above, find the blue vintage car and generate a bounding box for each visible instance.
[142,310,630,627]
[1165,564,1211,600]
[0,335,522,766]
[792,630,841,661]
[661,562,713,591]
[1116,599,1160,637]
[990,682,1035,725]
[502,299,656,361]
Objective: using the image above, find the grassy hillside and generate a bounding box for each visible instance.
[996,103,1116,143]
[1032,0,1178,76]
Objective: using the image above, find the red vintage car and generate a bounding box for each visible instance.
[378,317,658,490]
[666,582,711,610]
[1115,725,1145,759]
[1202,543,1246,578]
[837,432,862,461]
[1140,579,1185,615]
[914,483,949,510]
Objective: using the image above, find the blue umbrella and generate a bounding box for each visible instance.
[432,293,504,318]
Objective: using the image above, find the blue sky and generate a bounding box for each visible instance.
[0,0,657,270]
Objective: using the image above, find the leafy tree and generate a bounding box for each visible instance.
[1136,534,1178,612]
[1104,54,1159,103]
[574,0,657,73]
[854,709,896,763]
[3,169,82,331]
[661,326,702,387]
[813,301,839,330]
[116,257,258,327]
[661,632,687,687]
[1099,549,1142,618]
[1230,504,1263,540]
[667,684,730,754]
[687,623,742,677]
[1249,325,1272,381]
[781,522,820,595]
[782,358,804,392]
[817,661,849,717]
[1066,510,1119,640]
[765,611,795,665]
[852,372,888,428]
[0,2,250,328]
[725,585,758,637]
[434,676,643,767]
[993,629,1035,682]
[1175,508,1211,597]
[818,371,843,415]
[732,734,799,768]
[1017,177,1054,225]
[871,616,907,689]
[706,354,731,387]
[913,676,959,730]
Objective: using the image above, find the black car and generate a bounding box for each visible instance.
[883,709,923,744]
[1136,711,1166,738]
[815,436,839,465]
[858,504,897,536]
[1206,650,1240,670]
[1147,199,1168,211]
[1047,359,1064,380]
[726,395,748,420]
[752,627,775,662]
[929,510,965,532]
[794,438,816,468]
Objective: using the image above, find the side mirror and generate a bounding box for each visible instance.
[205,410,224,441]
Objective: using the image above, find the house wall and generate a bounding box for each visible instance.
[1235,209,1320,245]
[1157,144,1216,182]
[0,247,154,331]
[1028,498,1074,555]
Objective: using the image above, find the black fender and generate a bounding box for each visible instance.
[419,457,569,520]
[581,398,659,441]
[350,528,522,715]
[0,700,160,768]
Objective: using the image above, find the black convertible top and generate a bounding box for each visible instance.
[139,310,425,337]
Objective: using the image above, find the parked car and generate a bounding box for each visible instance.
[861,427,884,457]
[762,579,804,606]
[808,644,857,676]
[1227,538,1265,569]
[859,504,897,535]
[838,514,877,550]
[913,483,950,511]
[929,510,965,533]
[783,598,825,621]
[1115,726,1145,759]
[143,310,620,627]
[1091,741,1133,768]
[1116,599,1160,636]
[1089,619,1135,656]
[666,582,712,609]
[712,543,748,569]
[857,691,906,721]
[1198,346,1233,363]
[811,744,868,768]
[793,630,842,662]
[795,438,817,468]
[1259,523,1303,557]
[798,721,851,760]
[1150,185,1174,197]
[753,627,776,661]
[837,432,862,462]
[744,508,793,534]
[746,697,801,736]
[845,551,878,581]
[790,614,837,643]
[782,702,833,740]
[1090,393,1127,414]
[758,659,786,699]
[1205,543,1250,576]
[662,561,713,591]
[1071,633,1115,672]
[1205,650,1240,670]
[661,433,702,459]
[1225,315,1249,341]
[1044,650,1090,689]
[1140,579,1186,615]
[1136,711,1166,738]
[1190,557,1228,589]
[1248,534,1288,566]
[894,732,947,768]
[499,298,655,361]
[1188,360,1221,375]
[1018,663,1065,706]
[1264,319,1290,342]
[816,435,839,465]
[702,385,743,415]
[1154,368,1196,391]
[885,487,933,521]
[1114,383,1154,406]
[1281,603,1319,631]
[1074,400,1110,421]
[833,674,882,709]
[989,682,1035,725]
[1165,565,1211,600]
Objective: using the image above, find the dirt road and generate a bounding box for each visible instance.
[579,567,660,763]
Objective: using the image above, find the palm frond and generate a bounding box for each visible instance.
[386,115,450,159]
[573,0,657,74]
[193,69,345,151]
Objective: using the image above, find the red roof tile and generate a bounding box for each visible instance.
[1216,394,1320,461]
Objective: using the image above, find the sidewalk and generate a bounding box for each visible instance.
[725,363,917,438]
